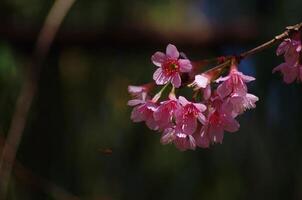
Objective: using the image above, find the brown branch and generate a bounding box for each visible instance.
[0,136,80,200]
[0,0,76,199]
[203,22,302,77]
[239,22,302,60]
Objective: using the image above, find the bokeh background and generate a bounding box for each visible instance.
[0,0,302,199]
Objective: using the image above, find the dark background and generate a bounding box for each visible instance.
[0,0,302,199]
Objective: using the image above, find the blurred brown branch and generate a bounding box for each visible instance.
[0,0,76,199]
[0,136,80,200]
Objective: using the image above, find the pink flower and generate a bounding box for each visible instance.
[130,100,159,130]
[161,127,196,151]
[174,133,196,151]
[228,93,259,116]
[273,62,302,84]
[152,44,192,88]
[193,74,210,89]
[153,96,180,130]
[273,33,302,83]
[127,85,149,106]
[175,96,207,135]
[195,95,239,148]
[192,74,212,100]
[216,68,255,98]
[276,36,301,65]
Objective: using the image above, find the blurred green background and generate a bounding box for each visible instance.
[0,0,302,199]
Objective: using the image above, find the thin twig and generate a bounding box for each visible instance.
[187,22,302,86]
[0,136,80,200]
[239,22,302,60]
[0,0,76,199]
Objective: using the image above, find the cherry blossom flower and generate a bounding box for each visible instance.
[175,96,207,135]
[191,74,212,100]
[152,44,192,88]
[195,95,240,148]
[174,132,196,151]
[127,85,150,106]
[153,96,180,130]
[276,34,301,65]
[193,74,210,89]
[216,68,255,98]
[273,33,302,83]
[228,93,259,116]
[161,126,196,151]
[129,100,159,131]
[128,42,263,150]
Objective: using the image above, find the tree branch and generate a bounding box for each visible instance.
[0,0,76,199]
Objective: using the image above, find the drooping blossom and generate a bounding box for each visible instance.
[153,95,180,130]
[152,44,192,88]
[161,126,196,151]
[276,33,301,65]
[273,32,302,83]
[273,63,302,83]
[216,68,255,98]
[191,74,212,100]
[128,43,261,151]
[228,93,259,116]
[127,84,154,106]
[175,96,207,135]
[130,100,159,130]
[195,94,240,148]
[128,85,159,131]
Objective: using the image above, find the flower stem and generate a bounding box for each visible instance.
[152,83,170,102]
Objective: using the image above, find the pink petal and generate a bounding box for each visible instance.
[161,128,175,144]
[244,93,259,109]
[275,63,298,84]
[153,68,162,80]
[182,116,197,135]
[197,113,206,124]
[151,52,166,67]
[195,128,210,148]
[128,85,143,94]
[284,48,299,65]
[240,73,256,82]
[171,73,181,88]
[146,118,159,130]
[127,99,145,106]
[203,85,211,100]
[178,59,192,72]
[217,82,232,98]
[166,44,179,59]
[193,103,207,112]
[223,116,240,133]
[178,96,189,106]
[276,40,290,56]
[153,68,170,85]
[174,133,196,151]
[272,63,285,73]
[187,135,196,150]
[283,66,298,84]
[130,107,144,122]
[194,74,209,88]
[209,126,224,144]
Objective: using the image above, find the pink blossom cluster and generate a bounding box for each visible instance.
[128,44,258,151]
[273,32,302,83]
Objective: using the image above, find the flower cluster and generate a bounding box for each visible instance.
[128,44,258,151]
[273,32,302,83]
